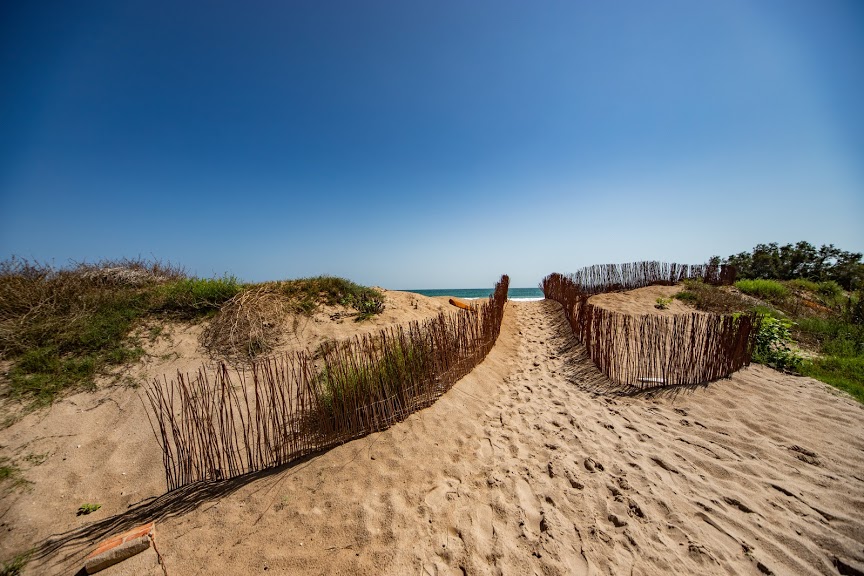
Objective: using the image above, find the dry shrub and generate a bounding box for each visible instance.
[201,285,287,359]
[0,258,184,404]
[0,258,184,356]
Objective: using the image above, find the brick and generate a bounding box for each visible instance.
[85,522,155,574]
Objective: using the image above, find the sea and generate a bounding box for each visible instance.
[402,287,544,301]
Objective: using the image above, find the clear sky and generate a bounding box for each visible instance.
[2,1,862,289]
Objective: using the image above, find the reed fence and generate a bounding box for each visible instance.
[145,275,509,491]
[541,263,757,389]
[561,261,735,296]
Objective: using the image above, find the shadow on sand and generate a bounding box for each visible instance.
[26,451,323,574]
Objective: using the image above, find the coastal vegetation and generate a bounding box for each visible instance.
[681,242,864,402]
[0,258,385,409]
[76,503,101,516]
[0,552,28,576]
[734,279,790,302]
[715,241,863,290]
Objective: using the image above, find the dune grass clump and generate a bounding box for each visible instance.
[795,316,864,353]
[0,551,29,576]
[795,296,864,402]
[315,337,432,433]
[153,275,243,316]
[654,297,672,310]
[277,275,384,317]
[76,502,101,516]
[788,278,820,293]
[735,279,790,302]
[673,280,750,314]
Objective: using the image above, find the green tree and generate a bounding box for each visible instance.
[724,242,863,290]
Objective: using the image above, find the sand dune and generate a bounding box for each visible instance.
[3,295,864,575]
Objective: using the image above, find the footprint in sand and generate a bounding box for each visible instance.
[515,477,542,539]
[476,437,494,459]
[425,477,461,509]
[563,467,585,490]
[470,503,496,547]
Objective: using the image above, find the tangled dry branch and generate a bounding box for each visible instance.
[201,285,288,360]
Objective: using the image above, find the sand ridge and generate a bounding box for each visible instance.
[3,296,864,575]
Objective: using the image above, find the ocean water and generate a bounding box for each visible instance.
[403,287,544,301]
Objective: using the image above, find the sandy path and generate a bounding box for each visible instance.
[17,301,864,575]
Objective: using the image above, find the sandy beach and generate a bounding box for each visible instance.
[2,290,863,575]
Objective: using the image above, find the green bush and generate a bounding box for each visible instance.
[735,279,790,302]
[77,502,101,516]
[674,290,697,304]
[654,297,672,310]
[848,291,864,325]
[817,280,843,298]
[788,278,820,292]
[753,316,802,372]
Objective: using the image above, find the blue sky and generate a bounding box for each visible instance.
[1,1,862,289]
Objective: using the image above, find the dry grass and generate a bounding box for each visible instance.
[0,258,185,405]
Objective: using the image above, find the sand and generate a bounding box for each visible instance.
[2,289,863,575]
[588,284,693,315]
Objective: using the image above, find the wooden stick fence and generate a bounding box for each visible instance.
[559,261,735,296]
[145,275,509,491]
[541,263,757,389]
